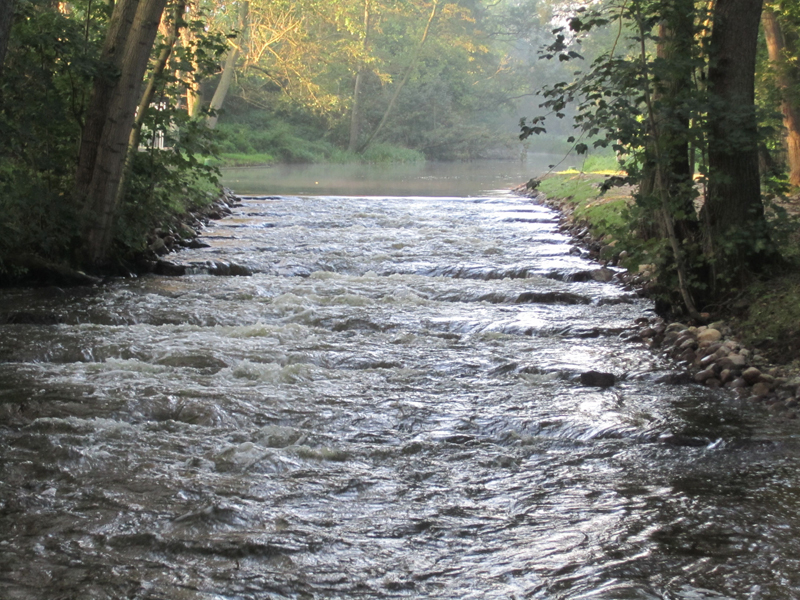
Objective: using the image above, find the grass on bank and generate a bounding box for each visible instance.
[212,114,426,167]
[536,157,631,241]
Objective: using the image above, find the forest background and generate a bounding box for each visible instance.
[0,0,799,357]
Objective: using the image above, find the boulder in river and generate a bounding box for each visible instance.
[742,367,762,385]
[580,371,616,388]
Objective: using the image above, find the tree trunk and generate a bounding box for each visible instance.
[180,24,202,117]
[358,0,438,154]
[186,82,201,117]
[130,0,186,152]
[0,0,15,77]
[113,0,186,212]
[347,0,371,154]
[75,0,168,268]
[701,0,766,271]
[639,4,698,243]
[348,69,365,152]
[206,1,248,130]
[636,6,703,320]
[762,8,800,187]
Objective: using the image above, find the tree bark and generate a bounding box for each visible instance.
[186,81,201,117]
[113,0,187,213]
[179,23,202,117]
[636,7,703,320]
[206,1,248,129]
[75,0,168,268]
[347,0,371,154]
[348,69,366,152]
[701,0,766,268]
[0,0,15,77]
[762,8,800,187]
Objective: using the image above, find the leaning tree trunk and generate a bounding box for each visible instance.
[206,1,249,130]
[76,0,168,268]
[762,8,800,187]
[129,0,186,151]
[701,0,766,276]
[347,0,371,153]
[113,0,187,211]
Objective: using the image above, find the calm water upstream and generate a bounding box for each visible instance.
[1,161,800,599]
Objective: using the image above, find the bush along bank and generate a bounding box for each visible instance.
[0,188,244,288]
[514,175,800,421]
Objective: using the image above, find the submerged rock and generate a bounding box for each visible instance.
[580,371,616,388]
[0,311,63,325]
[658,433,710,447]
[154,259,253,277]
[154,260,187,276]
[2,255,104,287]
[569,268,616,283]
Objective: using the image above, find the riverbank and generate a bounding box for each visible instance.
[130,188,250,277]
[514,172,800,419]
[0,188,242,288]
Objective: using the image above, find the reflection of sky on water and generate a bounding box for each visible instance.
[221,156,563,197]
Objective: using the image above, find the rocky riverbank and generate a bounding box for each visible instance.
[135,187,255,278]
[132,187,248,276]
[514,178,800,420]
[632,317,800,418]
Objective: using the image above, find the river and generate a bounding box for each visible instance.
[1,160,799,599]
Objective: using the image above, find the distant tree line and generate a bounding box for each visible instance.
[0,0,553,275]
[199,0,559,159]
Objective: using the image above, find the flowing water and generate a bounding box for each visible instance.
[1,161,800,599]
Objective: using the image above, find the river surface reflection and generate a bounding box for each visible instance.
[1,162,800,599]
[220,156,570,197]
